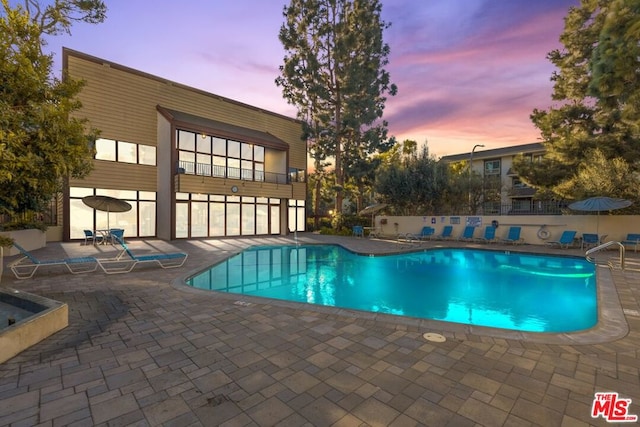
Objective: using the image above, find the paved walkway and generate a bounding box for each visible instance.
[0,234,639,426]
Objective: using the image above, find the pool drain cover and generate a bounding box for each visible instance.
[423,332,446,342]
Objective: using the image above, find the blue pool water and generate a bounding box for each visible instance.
[187,245,597,333]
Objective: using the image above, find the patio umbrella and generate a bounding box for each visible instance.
[359,203,388,227]
[568,196,632,234]
[82,195,132,230]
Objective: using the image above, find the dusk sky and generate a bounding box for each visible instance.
[42,0,580,158]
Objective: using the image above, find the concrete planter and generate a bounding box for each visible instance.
[0,229,46,257]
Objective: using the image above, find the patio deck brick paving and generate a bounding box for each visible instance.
[0,233,639,426]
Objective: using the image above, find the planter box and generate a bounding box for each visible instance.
[0,229,46,256]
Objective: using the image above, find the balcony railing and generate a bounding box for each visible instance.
[176,161,292,184]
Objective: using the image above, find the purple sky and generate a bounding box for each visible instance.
[43,0,579,157]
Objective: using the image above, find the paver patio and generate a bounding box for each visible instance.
[0,234,638,426]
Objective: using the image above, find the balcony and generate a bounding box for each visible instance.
[176,161,290,184]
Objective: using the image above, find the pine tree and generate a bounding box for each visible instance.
[515,0,640,201]
[276,0,397,216]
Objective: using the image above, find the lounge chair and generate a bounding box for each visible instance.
[397,232,420,243]
[475,226,496,244]
[9,242,98,279]
[434,225,453,240]
[418,226,435,240]
[545,230,577,249]
[622,233,640,252]
[83,229,103,245]
[97,236,188,274]
[457,226,476,241]
[500,226,523,245]
[581,233,599,250]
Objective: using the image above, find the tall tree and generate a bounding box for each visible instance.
[514,0,640,200]
[277,0,397,215]
[0,0,104,215]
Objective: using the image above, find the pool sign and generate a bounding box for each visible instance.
[591,392,637,422]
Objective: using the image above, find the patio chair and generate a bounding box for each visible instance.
[418,226,435,240]
[475,225,496,244]
[545,230,577,249]
[500,226,524,245]
[97,235,188,274]
[434,225,453,240]
[622,233,640,252]
[83,229,103,245]
[352,225,364,238]
[581,233,599,250]
[109,228,125,245]
[457,226,476,241]
[9,242,98,279]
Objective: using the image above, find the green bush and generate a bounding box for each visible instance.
[0,220,47,232]
[0,235,14,247]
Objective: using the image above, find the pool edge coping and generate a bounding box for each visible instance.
[173,244,629,346]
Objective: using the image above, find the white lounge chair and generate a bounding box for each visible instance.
[9,242,98,279]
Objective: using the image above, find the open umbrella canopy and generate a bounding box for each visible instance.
[568,197,632,235]
[82,195,132,213]
[568,197,632,212]
[358,203,388,216]
[83,195,132,230]
[359,203,388,229]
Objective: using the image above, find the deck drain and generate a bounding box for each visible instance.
[423,332,446,342]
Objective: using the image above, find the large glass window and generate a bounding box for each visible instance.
[95,138,116,161]
[176,130,265,182]
[69,187,156,239]
[173,193,283,238]
[176,203,188,238]
[139,145,156,166]
[95,138,156,165]
[118,141,137,163]
[288,199,305,232]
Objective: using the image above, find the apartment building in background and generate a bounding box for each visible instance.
[440,143,559,214]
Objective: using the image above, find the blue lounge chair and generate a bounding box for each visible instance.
[418,226,435,240]
[9,242,98,279]
[97,236,188,274]
[581,233,599,250]
[476,226,496,243]
[622,233,640,252]
[458,226,475,241]
[500,226,523,245]
[434,225,453,240]
[545,230,576,249]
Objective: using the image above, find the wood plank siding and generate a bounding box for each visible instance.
[76,161,157,191]
[64,49,306,170]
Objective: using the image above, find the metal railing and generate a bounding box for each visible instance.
[176,161,291,184]
[585,241,625,270]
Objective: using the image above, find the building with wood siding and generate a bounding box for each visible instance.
[63,48,306,241]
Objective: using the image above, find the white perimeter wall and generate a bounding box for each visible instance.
[373,214,640,245]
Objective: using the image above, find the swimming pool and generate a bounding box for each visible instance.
[187,245,597,333]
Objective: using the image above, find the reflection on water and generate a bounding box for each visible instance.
[187,245,597,333]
